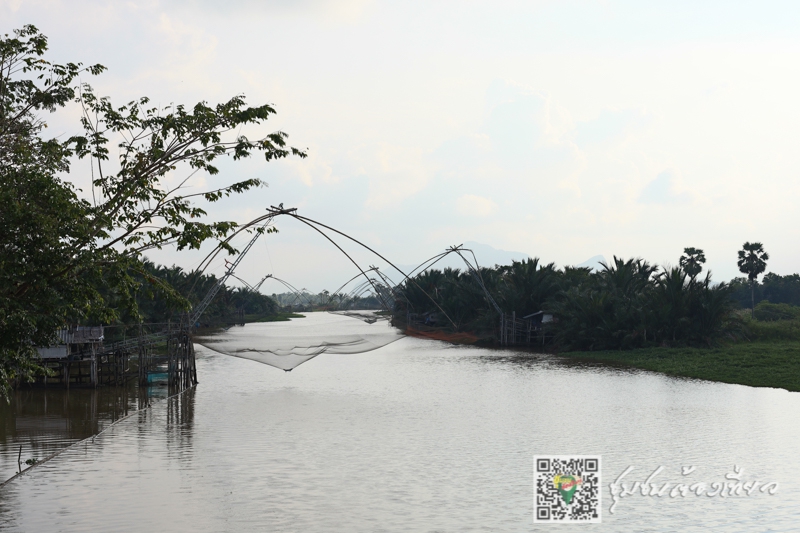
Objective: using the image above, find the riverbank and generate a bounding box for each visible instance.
[561,340,800,392]
[193,312,305,336]
[245,312,306,322]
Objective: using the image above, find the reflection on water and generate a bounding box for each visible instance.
[0,378,170,482]
[1,312,799,532]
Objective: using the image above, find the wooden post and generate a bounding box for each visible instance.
[138,332,144,386]
[167,335,173,389]
[512,311,516,346]
[190,340,198,385]
[90,388,97,428]
[185,335,191,388]
[90,344,98,388]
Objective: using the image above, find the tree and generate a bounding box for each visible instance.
[679,247,706,281]
[497,258,559,316]
[762,273,800,306]
[0,25,305,398]
[737,242,769,318]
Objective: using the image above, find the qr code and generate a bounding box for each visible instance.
[533,456,601,523]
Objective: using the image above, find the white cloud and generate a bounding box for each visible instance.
[639,170,692,205]
[282,146,335,187]
[3,0,23,11]
[574,107,651,148]
[456,194,497,217]
[361,144,432,211]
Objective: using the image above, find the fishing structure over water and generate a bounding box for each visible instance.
[34,205,545,388]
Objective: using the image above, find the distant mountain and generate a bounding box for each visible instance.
[575,255,606,271]
[457,241,531,268]
[398,241,530,274]
[393,247,608,277]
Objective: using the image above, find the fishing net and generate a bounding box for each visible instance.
[195,311,403,371]
[326,310,391,324]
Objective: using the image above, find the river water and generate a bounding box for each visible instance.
[0,312,798,532]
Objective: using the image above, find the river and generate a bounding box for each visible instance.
[1,312,798,531]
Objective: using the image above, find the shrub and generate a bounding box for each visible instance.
[753,302,800,322]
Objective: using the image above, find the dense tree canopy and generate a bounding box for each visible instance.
[730,273,800,309]
[396,254,740,350]
[124,260,279,325]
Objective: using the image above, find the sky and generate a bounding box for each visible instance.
[4,0,800,292]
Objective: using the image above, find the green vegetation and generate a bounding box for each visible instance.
[269,290,383,311]
[745,305,800,340]
[551,304,800,392]
[396,248,800,391]
[130,261,281,326]
[737,242,769,317]
[730,273,800,309]
[0,26,304,397]
[2,25,797,397]
[679,247,706,281]
[561,341,800,393]
[396,255,740,349]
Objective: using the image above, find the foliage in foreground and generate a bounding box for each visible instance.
[0,25,304,397]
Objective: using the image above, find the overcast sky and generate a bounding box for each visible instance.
[5,0,800,291]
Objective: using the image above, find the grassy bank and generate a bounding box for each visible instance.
[561,340,800,392]
[195,312,305,335]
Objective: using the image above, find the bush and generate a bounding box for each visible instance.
[753,302,800,322]
[746,318,800,342]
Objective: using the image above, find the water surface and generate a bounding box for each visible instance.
[1,312,798,532]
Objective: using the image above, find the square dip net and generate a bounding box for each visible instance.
[195,311,403,371]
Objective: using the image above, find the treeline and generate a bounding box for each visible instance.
[270,291,383,310]
[730,274,800,309]
[111,260,280,326]
[105,263,388,326]
[396,257,742,350]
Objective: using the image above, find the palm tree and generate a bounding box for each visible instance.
[652,266,690,343]
[497,258,559,316]
[679,247,706,281]
[737,242,769,318]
